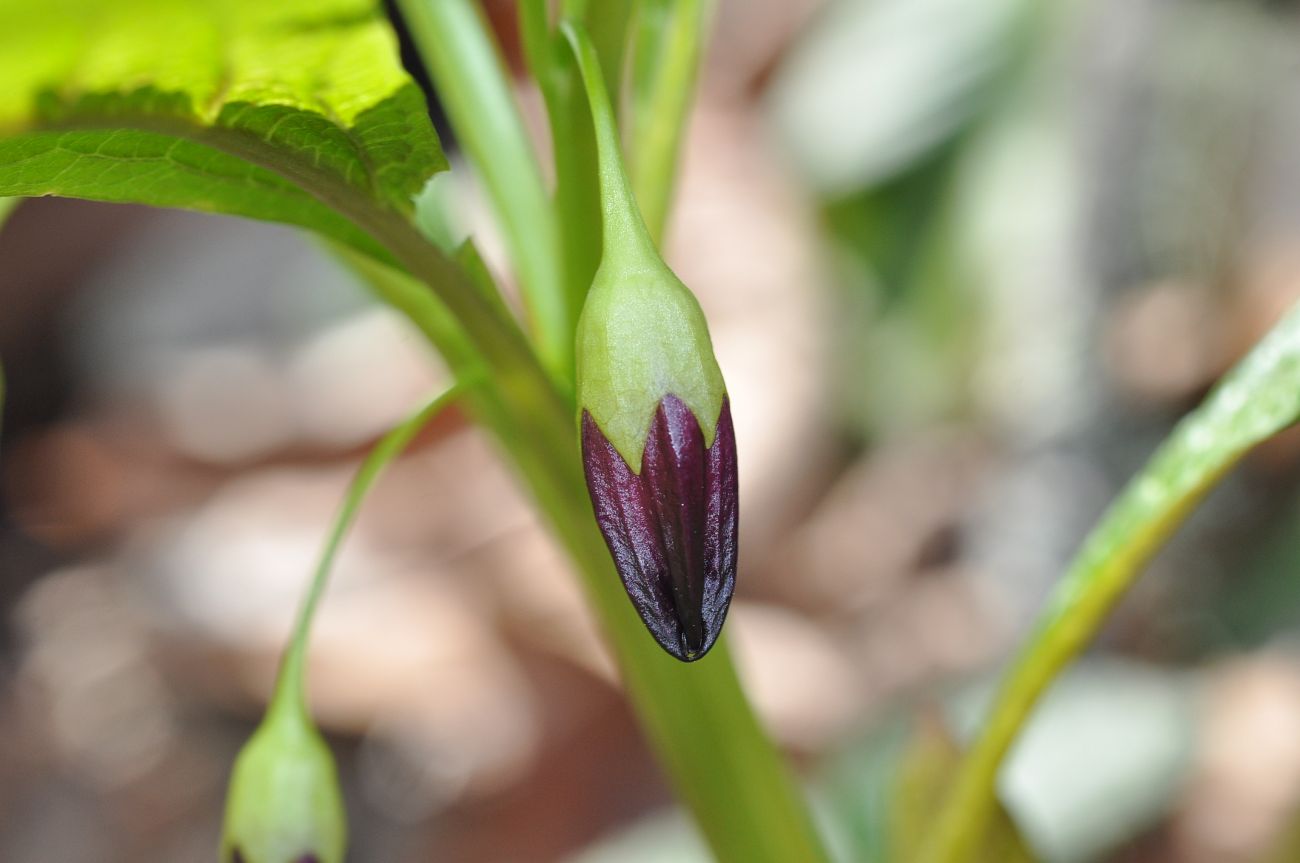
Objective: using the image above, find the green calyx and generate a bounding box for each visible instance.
[563,20,726,471]
[221,705,347,863]
[577,259,726,470]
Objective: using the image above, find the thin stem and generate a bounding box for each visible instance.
[584,0,636,105]
[270,386,464,722]
[561,20,661,269]
[396,0,571,382]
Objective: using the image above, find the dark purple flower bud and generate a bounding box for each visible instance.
[582,395,738,661]
[563,18,737,662]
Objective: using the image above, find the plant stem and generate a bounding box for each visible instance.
[270,386,463,723]
[561,20,661,268]
[395,0,572,382]
[519,0,553,96]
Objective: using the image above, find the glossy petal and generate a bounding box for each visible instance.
[582,395,738,661]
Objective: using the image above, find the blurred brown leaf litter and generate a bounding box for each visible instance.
[9,0,1300,861]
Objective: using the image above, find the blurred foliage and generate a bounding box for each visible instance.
[769,0,1042,438]
[822,662,1193,863]
[890,714,1036,863]
[768,0,1300,859]
[820,709,1035,863]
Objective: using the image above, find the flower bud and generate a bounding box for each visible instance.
[576,236,738,663]
[221,705,347,863]
[565,19,739,662]
[581,386,737,662]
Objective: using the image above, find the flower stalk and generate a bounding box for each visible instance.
[222,387,462,863]
[563,20,739,662]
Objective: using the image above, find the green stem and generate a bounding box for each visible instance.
[396,0,571,382]
[270,386,464,724]
[583,0,637,103]
[629,0,713,243]
[561,20,661,269]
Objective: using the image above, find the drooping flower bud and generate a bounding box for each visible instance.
[582,392,737,661]
[565,21,738,662]
[221,701,347,863]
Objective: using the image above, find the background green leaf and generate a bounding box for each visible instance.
[922,301,1300,862]
[0,0,443,259]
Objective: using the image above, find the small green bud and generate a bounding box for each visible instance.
[221,705,347,863]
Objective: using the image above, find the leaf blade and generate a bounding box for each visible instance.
[921,303,1300,862]
[0,0,444,253]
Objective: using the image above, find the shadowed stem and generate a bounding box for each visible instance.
[395,0,571,382]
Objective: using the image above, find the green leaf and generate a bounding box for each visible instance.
[921,302,1300,863]
[0,0,444,260]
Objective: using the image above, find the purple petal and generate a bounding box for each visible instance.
[582,395,738,661]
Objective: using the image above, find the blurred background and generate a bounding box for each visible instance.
[6,0,1300,860]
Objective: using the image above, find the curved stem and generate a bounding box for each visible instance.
[561,20,661,269]
[270,386,464,722]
